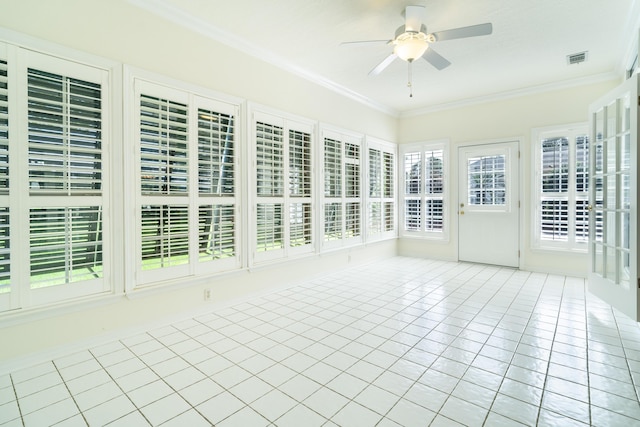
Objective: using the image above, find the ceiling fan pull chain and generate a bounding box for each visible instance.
[408,60,413,98]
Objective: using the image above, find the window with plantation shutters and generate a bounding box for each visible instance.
[367,139,396,240]
[253,112,313,263]
[134,79,240,286]
[0,45,113,313]
[322,129,363,248]
[27,67,107,293]
[534,125,590,250]
[401,142,447,238]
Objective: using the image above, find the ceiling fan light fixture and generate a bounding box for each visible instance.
[393,32,429,62]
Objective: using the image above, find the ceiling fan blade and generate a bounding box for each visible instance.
[431,23,493,42]
[369,53,398,76]
[404,5,425,33]
[340,39,392,46]
[422,48,451,70]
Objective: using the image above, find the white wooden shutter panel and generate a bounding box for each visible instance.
[368,148,382,234]
[383,151,395,232]
[141,204,189,270]
[197,105,237,263]
[197,108,234,196]
[289,129,311,197]
[256,121,284,197]
[199,204,235,260]
[27,67,104,287]
[425,149,444,232]
[140,95,188,195]
[30,206,103,286]
[0,59,9,290]
[28,69,103,195]
[540,137,569,241]
[289,129,312,248]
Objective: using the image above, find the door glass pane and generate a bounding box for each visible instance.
[467,154,506,206]
[594,243,604,275]
[606,138,617,174]
[619,249,630,285]
[606,101,617,138]
[622,133,630,171]
[606,211,616,247]
[606,175,616,209]
[606,246,616,281]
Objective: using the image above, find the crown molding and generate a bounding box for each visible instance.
[127,0,399,117]
[398,71,620,118]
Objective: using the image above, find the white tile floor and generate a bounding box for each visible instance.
[2,257,640,426]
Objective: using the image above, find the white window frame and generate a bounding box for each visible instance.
[127,69,242,290]
[320,126,364,251]
[366,136,397,241]
[399,140,449,241]
[249,106,316,265]
[0,39,118,313]
[532,123,590,252]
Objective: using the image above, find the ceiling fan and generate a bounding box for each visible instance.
[343,5,492,97]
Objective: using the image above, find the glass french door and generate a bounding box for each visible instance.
[588,74,639,321]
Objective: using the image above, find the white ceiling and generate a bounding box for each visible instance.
[133,0,639,116]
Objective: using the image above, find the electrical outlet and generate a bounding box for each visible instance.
[204,288,212,301]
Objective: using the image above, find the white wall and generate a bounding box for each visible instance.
[0,0,398,366]
[397,79,620,276]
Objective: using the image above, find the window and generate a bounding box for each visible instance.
[467,154,506,206]
[252,111,314,263]
[534,124,590,250]
[134,78,240,287]
[400,142,448,238]
[0,44,113,312]
[321,128,363,248]
[367,138,396,240]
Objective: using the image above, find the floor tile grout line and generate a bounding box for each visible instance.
[85,347,153,426]
[535,273,589,426]
[51,359,89,427]
[8,373,24,427]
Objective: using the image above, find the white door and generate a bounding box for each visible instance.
[588,74,639,321]
[458,141,519,267]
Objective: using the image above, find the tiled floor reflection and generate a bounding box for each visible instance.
[2,257,640,426]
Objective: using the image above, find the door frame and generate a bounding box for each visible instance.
[457,138,524,268]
